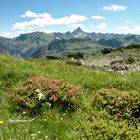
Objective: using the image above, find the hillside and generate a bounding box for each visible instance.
[97,35,140,48]
[0,53,140,139]
[32,38,105,58]
[0,32,54,57]
[82,45,140,72]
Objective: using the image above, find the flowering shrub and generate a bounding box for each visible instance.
[94,88,140,121]
[14,76,80,114]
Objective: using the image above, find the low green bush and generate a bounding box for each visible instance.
[67,52,84,59]
[93,88,140,124]
[101,48,114,54]
[124,44,140,49]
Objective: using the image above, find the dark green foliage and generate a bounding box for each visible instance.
[124,44,140,49]
[101,48,114,54]
[46,55,61,59]
[67,52,84,59]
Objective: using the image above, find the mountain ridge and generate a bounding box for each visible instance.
[0,27,140,58]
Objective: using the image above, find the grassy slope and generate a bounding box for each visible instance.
[0,53,140,139]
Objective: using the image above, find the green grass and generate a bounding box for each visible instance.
[0,53,140,139]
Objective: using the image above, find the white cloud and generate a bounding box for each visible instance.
[116,25,140,34]
[0,11,87,37]
[0,32,13,38]
[91,16,105,20]
[102,5,127,12]
[21,11,52,19]
[13,11,87,33]
[21,10,38,18]
[36,29,54,34]
[90,25,95,29]
[97,22,107,30]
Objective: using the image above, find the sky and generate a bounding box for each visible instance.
[0,0,140,38]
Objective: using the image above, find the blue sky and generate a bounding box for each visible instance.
[0,0,140,37]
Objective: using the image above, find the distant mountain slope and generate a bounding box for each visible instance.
[0,27,140,58]
[0,32,54,57]
[32,38,105,58]
[97,35,140,48]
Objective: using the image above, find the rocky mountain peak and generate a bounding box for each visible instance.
[72,27,85,34]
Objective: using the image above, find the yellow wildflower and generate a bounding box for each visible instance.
[23,111,26,114]
[0,120,4,124]
[60,117,63,121]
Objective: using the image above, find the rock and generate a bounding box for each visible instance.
[110,59,124,65]
[111,65,129,72]
[126,57,135,64]
[111,65,125,71]
[124,65,129,70]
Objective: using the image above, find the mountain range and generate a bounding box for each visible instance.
[0,27,140,58]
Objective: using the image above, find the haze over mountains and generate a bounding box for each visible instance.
[0,27,140,58]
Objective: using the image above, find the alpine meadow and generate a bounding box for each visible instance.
[1,0,140,140]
